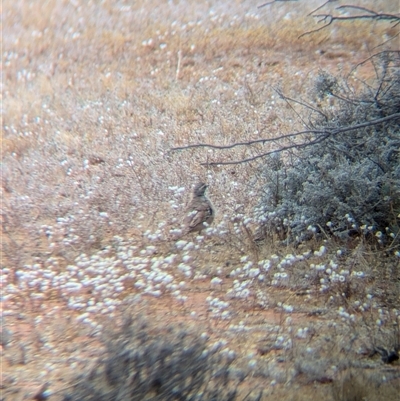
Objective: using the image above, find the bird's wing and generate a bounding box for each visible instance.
[185,199,214,229]
[187,208,207,229]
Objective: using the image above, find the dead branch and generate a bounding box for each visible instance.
[171,128,327,151]
[336,5,397,17]
[307,0,338,18]
[201,135,329,166]
[170,113,400,166]
[300,5,400,38]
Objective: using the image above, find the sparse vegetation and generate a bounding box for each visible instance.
[2,1,399,400]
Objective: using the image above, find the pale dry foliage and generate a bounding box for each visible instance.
[2,1,399,400]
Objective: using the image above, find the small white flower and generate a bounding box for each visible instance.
[182,255,191,263]
[175,240,187,249]
[249,268,260,278]
[211,277,222,286]
[283,304,293,313]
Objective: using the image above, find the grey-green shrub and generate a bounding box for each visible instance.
[255,53,400,246]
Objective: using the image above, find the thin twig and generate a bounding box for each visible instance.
[314,13,399,22]
[300,6,400,38]
[375,32,400,50]
[336,5,400,20]
[274,88,329,120]
[274,88,311,128]
[201,135,329,166]
[308,0,338,17]
[336,5,379,15]
[330,91,372,105]
[298,18,334,38]
[348,50,400,78]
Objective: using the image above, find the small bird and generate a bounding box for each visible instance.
[183,182,215,234]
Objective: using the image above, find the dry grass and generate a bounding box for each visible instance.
[2,0,399,400]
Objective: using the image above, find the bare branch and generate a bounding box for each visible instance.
[336,5,379,15]
[200,135,329,166]
[298,18,334,38]
[307,0,338,17]
[171,113,400,152]
[336,5,399,19]
[330,91,372,106]
[171,113,400,166]
[171,129,327,151]
[274,88,328,120]
[299,5,400,38]
[375,32,400,50]
[314,13,399,23]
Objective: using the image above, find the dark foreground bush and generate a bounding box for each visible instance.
[62,317,244,401]
[255,52,400,246]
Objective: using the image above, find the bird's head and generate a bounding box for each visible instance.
[193,182,208,196]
